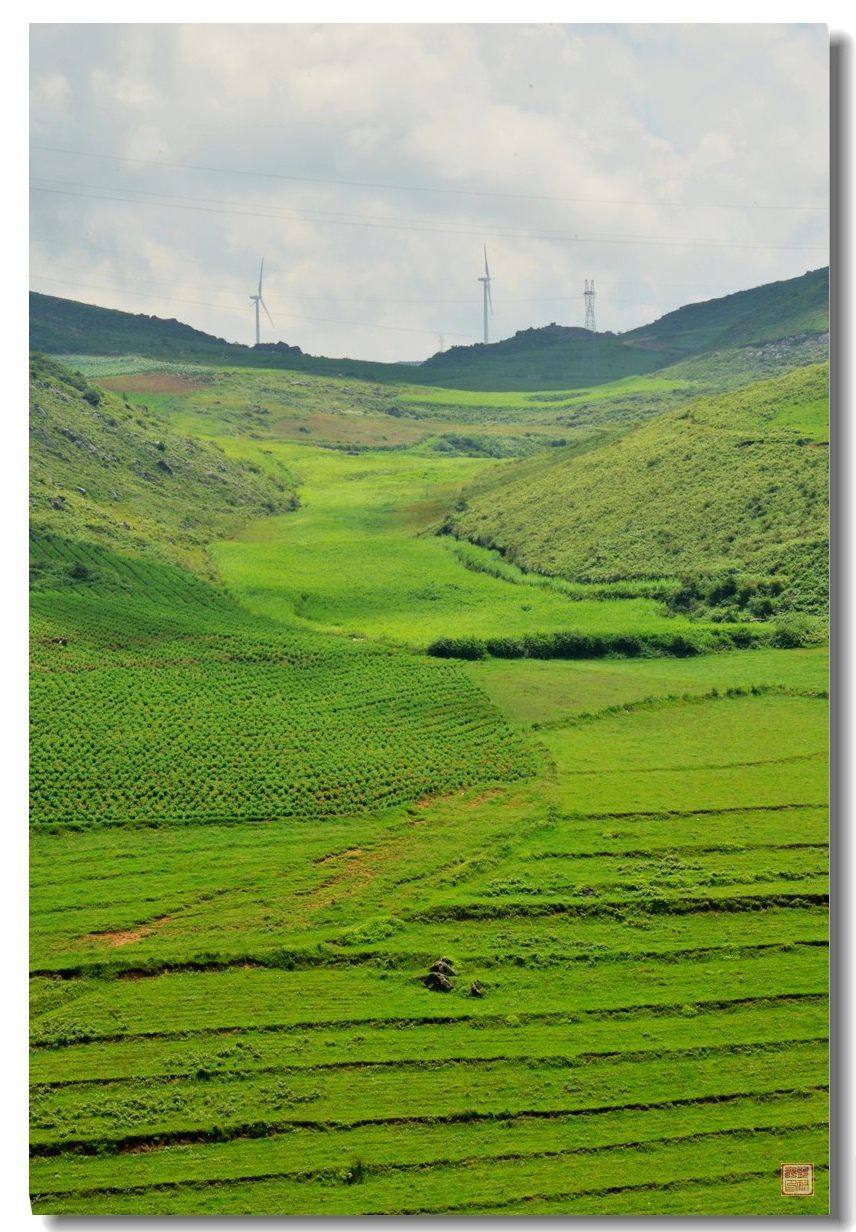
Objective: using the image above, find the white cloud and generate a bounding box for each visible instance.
[29,23,829,361]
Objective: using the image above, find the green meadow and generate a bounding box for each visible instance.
[30,346,828,1215]
[208,445,700,646]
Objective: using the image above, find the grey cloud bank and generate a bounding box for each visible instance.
[30,23,828,362]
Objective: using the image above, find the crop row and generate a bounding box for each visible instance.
[31,650,537,825]
[29,946,828,1044]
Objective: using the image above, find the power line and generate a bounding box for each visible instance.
[31,144,829,213]
[30,185,829,253]
[37,175,831,253]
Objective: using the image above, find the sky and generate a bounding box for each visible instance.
[30,22,830,363]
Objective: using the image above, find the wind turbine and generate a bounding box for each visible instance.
[249,259,275,345]
[477,246,493,345]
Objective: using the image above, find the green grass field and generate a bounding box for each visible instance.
[30,351,829,1215]
[207,443,710,647]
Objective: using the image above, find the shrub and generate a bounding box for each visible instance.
[484,636,524,658]
[521,633,555,660]
[426,636,487,660]
[770,614,821,648]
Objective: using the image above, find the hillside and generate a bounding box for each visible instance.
[29,352,296,573]
[420,325,671,390]
[620,266,828,358]
[418,267,828,390]
[653,330,830,391]
[30,293,303,365]
[444,363,829,617]
[29,293,443,385]
[30,266,828,394]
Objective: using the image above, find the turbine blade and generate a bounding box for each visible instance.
[262,298,275,328]
[258,259,264,296]
[487,282,493,314]
[484,245,490,279]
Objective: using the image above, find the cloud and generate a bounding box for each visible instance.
[30,23,829,361]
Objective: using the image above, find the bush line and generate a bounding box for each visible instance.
[424,625,806,661]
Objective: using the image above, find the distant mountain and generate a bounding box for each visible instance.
[421,323,671,389]
[620,266,829,357]
[30,266,828,393]
[29,292,439,384]
[29,293,304,365]
[420,268,828,390]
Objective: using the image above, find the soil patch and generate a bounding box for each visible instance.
[82,917,170,947]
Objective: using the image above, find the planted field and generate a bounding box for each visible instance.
[30,351,828,1214]
[31,582,535,831]
[32,711,828,1214]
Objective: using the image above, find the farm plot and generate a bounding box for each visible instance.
[31,955,827,1216]
[31,553,536,830]
[465,645,828,727]
[31,638,828,1214]
[541,693,827,815]
[31,653,535,828]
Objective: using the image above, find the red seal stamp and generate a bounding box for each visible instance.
[781,1164,814,1196]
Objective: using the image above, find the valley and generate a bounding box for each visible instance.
[29,273,829,1216]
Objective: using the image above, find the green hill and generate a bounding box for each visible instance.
[444,363,829,618]
[30,266,828,393]
[29,352,296,573]
[419,324,672,390]
[419,268,828,391]
[621,266,828,358]
[653,330,830,392]
[29,293,445,386]
[30,351,536,831]
[30,293,303,366]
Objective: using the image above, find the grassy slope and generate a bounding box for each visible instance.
[29,353,296,575]
[447,364,829,612]
[30,351,828,1215]
[208,443,705,649]
[654,331,830,392]
[76,356,699,440]
[621,266,828,355]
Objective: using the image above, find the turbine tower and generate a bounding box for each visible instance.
[250,259,275,346]
[477,247,493,345]
[584,279,598,378]
[584,279,597,332]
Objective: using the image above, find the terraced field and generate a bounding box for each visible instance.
[31,634,829,1214]
[30,355,828,1215]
